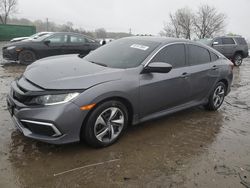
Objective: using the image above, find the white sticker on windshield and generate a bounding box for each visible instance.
[130,44,149,51]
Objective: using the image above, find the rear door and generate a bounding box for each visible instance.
[139,43,191,118]
[212,38,224,54]
[221,37,236,58]
[187,44,220,102]
[67,34,93,56]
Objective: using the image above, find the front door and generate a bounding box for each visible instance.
[139,44,191,118]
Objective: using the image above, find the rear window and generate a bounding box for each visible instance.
[222,38,235,45]
[188,44,210,65]
[235,38,247,45]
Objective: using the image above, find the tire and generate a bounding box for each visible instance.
[82,100,128,148]
[233,53,243,66]
[18,50,36,65]
[204,82,226,111]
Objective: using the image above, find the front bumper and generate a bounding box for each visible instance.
[2,48,18,61]
[7,92,87,144]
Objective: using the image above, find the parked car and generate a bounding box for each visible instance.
[3,32,100,64]
[10,32,52,43]
[198,36,249,66]
[7,37,233,147]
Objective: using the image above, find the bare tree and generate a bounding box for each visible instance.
[174,8,193,39]
[161,8,193,39]
[193,4,226,39]
[160,22,177,37]
[0,0,18,24]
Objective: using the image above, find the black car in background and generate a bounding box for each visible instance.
[2,32,100,64]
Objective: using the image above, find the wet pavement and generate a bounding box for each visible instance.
[0,42,250,187]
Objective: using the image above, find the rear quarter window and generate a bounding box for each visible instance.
[235,38,247,45]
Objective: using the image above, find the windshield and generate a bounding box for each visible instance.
[84,38,160,68]
[34,33,54,41]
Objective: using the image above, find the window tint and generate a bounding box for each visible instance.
[222,38,235,45]
[210,51,219,62]
[188,45,210,65]
[150,44,186,68]
[213,38,222,45]
[235,38,247,45]
[69,35,86,43]
[48,34,67,43]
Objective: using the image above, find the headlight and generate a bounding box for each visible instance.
[30,92,80,106]
[7,46,16,50]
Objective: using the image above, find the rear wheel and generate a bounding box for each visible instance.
[205,82,226,111]
[18,50,36,65]
[82,101,128,147]
[233,53,243,66]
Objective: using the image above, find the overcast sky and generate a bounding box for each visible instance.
[16,0,250,40]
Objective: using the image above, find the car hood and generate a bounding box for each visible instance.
[5,39,36,47]
[23,54,124,90]
[11,37,29,41]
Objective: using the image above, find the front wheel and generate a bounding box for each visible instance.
[205,82,226,111]
[82,101,128,148]
[18,50,36,65]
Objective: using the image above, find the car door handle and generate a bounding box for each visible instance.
[180,72,190,78]
[211,65,219,70]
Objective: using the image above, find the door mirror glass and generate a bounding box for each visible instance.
[142,62,172,74]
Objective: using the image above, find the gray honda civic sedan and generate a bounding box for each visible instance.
[7,37,233,147]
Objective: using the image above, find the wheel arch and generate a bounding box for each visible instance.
[80,96,134,140]
[234,50,244,57]
[218,79,229,94]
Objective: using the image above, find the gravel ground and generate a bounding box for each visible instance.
[0,42,250,188]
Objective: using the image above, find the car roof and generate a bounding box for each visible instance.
[50,32,95,39]
[125,36,208,46]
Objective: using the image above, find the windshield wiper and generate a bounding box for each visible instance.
[77,54,107,67]
[89,61,108,67]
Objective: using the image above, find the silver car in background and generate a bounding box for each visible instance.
[7,37,233,147]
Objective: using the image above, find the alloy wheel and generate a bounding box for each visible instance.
[234,55,242,66]
[94,107,125,143]
[213,85,225,108]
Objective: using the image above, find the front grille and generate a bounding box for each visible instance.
[21,121,56,137]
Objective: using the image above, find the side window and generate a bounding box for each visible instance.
[188,44,210,65]
[150,44,186,68]
[210,51,219,62]
[235,38,247,45]
[69,35,86,43]
[213,38,222,45]
[222,38,235,45]
[47,34,67,43]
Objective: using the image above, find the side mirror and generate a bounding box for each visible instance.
[212,41,219,46]
[44,40,50,45]
[142,62,172,74]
